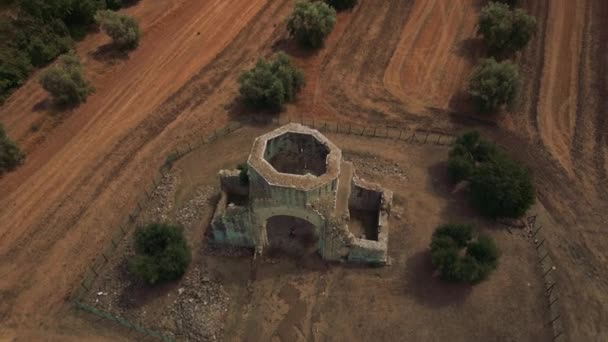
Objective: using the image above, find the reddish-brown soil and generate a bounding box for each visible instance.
[0,0,607,340]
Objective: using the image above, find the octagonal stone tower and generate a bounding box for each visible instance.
[211,123,393,264]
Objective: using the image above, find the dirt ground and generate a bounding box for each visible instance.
[83,126,551,341]
[0,0,607,340]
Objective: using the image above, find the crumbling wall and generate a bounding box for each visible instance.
[349,178,382,211]
[348,239,388,264]
[248,166,337,209]
[210,193,253,247]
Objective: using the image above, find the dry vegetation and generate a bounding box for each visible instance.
[0,0,606,341]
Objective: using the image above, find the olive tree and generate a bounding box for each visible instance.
[430,223,499,284]
[39,52,93,106]
[469,155,535,219]
[448,131,535,219]
[94,10,141,50]
[130,223,191,285]
[0,124,25,174]
[468,58,520,113]
[478,2,536,55]
[238,52,304,111]
[287,1,336,48]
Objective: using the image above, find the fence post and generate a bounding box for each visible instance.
[536,239,545,250]
[543,265,555,277]
[540,252,550,264]
[546,282,556,295]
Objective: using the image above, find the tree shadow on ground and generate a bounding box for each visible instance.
[225,97,282,127]
[454,37,485,63]
[116,259,179,310]
[32,98,51,112]
[404,250,472,308]
[271,37,319,60]
[89,43,130,64]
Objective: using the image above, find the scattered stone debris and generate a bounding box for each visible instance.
[144,171,180,222]
[344,151,408,181]
[167,267,230,342]
[176,186,216,229]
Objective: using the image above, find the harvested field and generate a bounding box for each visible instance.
[0,0,607,340]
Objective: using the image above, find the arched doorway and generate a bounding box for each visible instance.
[265,215,319,257]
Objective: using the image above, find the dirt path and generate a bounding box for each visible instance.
[535,0,587,175]
[384,0,479,111]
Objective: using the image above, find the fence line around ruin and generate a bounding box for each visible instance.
[525,214,566,341]
[68,116,465,341]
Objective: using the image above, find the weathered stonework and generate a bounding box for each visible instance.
[210,124,393,265]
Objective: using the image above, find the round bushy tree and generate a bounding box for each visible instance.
[95,10,141,50]
[430,224,499,284]
[447,131,535,219]
[325,0,357,11]
[39,52,93,106]
[469,155,535,218]
[478,2,536,55]
[469,58,520,113]
[130,223,191,285]
[0,124,25,174]
[287,1,336,48]
[238,52,304,111]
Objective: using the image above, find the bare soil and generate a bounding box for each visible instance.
[0,0,607,340]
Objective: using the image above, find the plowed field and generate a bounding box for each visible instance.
[0,0,606,340]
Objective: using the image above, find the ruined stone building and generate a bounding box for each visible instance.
[210,123,392,264]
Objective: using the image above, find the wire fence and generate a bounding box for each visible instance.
[526,214,565,341]
[78,116,575,341]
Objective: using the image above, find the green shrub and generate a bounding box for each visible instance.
[238,52,304,111]
[469,155,535,219]
[287,0,336,48]
[39,52,93,106]
[430,224,499,283]
[478,2,536,55]
[0,124,25,174]
[95,10,140,50]
[130,223,191,285]
[325,0,357,11]
[237,163,249,185]
[469,58,520,113]
[448,131,535,219]
[447,155,475,184]
[0,47,32,104]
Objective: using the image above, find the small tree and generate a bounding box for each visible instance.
[237,163,249,185]
[325,0,357,11]
[0,124,25,174]
[287,1,336,48]
[447,131,535,219]
[478,2,536,55]
[238,52,304,111]
[469,155,535,219]
[469,58,520,113]
[430,223,499,284]
[39,52,93,106]
[94,10,140,50]
[130,223,191,285]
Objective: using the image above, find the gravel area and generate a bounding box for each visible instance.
[343,151,408,181]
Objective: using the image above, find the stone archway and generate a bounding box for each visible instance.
[265,215,319,256]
